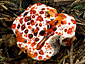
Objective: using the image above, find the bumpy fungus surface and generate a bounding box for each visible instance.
[11,3,76,61]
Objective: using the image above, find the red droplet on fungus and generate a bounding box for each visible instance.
[56,32,58,34]
[46,55,50,59]
[29,5,32,8]
[64,29,67,32]
[31,7,35,10]
[39,11,44,14]
[28,42,31,44]
[47,8,49,10]
[71,19,76,24]
[11,24,16,29]
[41,8,45,10]
[19,15,22,17]
[38,56,42,60]
[24,16,31,22]
[36,16,43,21]
[18,44,22,48]
[39,50,44,55]
[31,42,36,47]
[44,58,47,61]
[39,23,42,27]
[19,18,23,24]
[67,28,73,34]
[32,15,35,18]
[67,14,73,17]
[37,3,42,6]
[30,10,36,14]
[34,52,38,57]
[28,26,32,29]
[68,23,71,25]
[49,52,52,54]
[25,45,28,48]
[47,45,50,48]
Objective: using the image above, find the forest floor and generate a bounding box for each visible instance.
[0,0,85,64]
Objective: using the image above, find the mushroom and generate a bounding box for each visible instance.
[11,3,76,61]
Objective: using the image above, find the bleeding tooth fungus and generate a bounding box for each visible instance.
[11,3,76,61]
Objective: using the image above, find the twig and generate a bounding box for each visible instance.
[20,0,22,8]
[0,5,8,10]
[78,50,85,60]
[76,22,85,26]
[0,1,17,8]
[80,0,85,3]
[1,19,7,27]
[8,7,19,10]
[59,53,70,64]
[74,16,85,22]
[61,7,66,13]
[7,52,9,58]
[63,57,66,64]
[75,60,85,64]
[54,0,74,2]
[68,0,85,8]
[0,13,10,17]
[0,39,2,42]
[0,3,4,5]
[0,51,22,62]
[70,43,73,64]
[19,0,23,12]
[59,43,84,64]
[75,59,79,64]
[0,5,18,17]
[74,39,83,48]
[70,0,81,7]
[18,50,23,55]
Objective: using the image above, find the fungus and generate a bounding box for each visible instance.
[11,3,76,61]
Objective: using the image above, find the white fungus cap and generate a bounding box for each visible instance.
[11,3,76,61]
